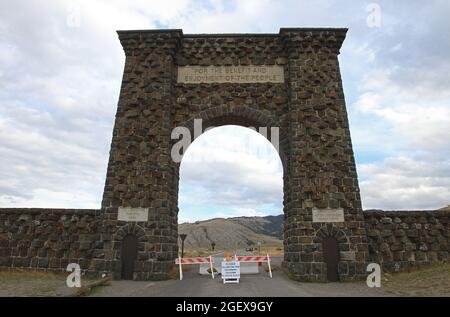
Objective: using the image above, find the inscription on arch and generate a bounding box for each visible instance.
[177,65,285,84]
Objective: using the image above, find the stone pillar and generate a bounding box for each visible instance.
[102,30,182,279]
[280,28,369,281]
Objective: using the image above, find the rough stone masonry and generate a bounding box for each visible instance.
[0,28,448,281]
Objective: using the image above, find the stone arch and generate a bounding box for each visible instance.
[174,104,288,243]
[114,223,147,242]
[177,104,289,168]
[314,224,348,244]
[100,28,370,281]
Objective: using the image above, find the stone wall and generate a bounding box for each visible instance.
[0,208,101,274]
[0,208,448,279]
[364,210,450,272]
[0,208,174,280]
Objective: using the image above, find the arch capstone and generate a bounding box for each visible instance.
[100,28,369,281]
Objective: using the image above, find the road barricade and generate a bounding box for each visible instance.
[234,254,273,278]
[175,256,215,280]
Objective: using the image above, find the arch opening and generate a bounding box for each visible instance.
[176,125,285,256]
[173,105,289,170]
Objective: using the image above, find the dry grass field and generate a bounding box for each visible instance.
[382,262,450,296]
[0,270,106,297]
[180,245,284,258]
[0,270,70,296]
[253,246,284,256]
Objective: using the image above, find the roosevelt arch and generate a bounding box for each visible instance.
[101,28,369,281]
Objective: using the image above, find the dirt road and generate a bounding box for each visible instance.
[91,268,390,297]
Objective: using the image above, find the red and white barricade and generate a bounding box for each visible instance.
[234,254,272,278]
[175,254,272,281]
[175,256,215,280]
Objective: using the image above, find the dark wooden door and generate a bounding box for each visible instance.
[121,235,138,280]
[322,237,340,282]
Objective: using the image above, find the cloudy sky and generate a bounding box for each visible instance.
[0,1,449,222]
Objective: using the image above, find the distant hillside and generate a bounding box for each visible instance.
[179,206,450,250]
[179,215,283,250]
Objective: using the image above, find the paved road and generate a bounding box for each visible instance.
[92,267,391,297]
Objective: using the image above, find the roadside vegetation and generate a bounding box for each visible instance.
[382,262,450,296]
[0,269,106,297]
[180,246,284,258]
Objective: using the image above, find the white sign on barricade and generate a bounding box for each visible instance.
[221,261,240,284]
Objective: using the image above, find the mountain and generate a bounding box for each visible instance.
[178,215,283,250]
[179,206,450,250]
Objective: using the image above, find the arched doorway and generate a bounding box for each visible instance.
[322,236,340,282]
[121,234,138,280]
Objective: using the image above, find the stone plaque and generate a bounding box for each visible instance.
[177,65,285,84]
[312,207,345,223]
[118,207,149,222]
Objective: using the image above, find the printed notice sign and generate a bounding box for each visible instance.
[177,65,285,84]
[312,208,345,223]
[118,207,149,222]
[222,261,241,280]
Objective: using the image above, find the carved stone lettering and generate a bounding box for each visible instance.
[177,65,285,83]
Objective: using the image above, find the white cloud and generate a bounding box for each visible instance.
[351,7,450,210]
[215,207,267,219]
[179,126,283,210]
[0,0,449,215]
[360,156,450,210]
